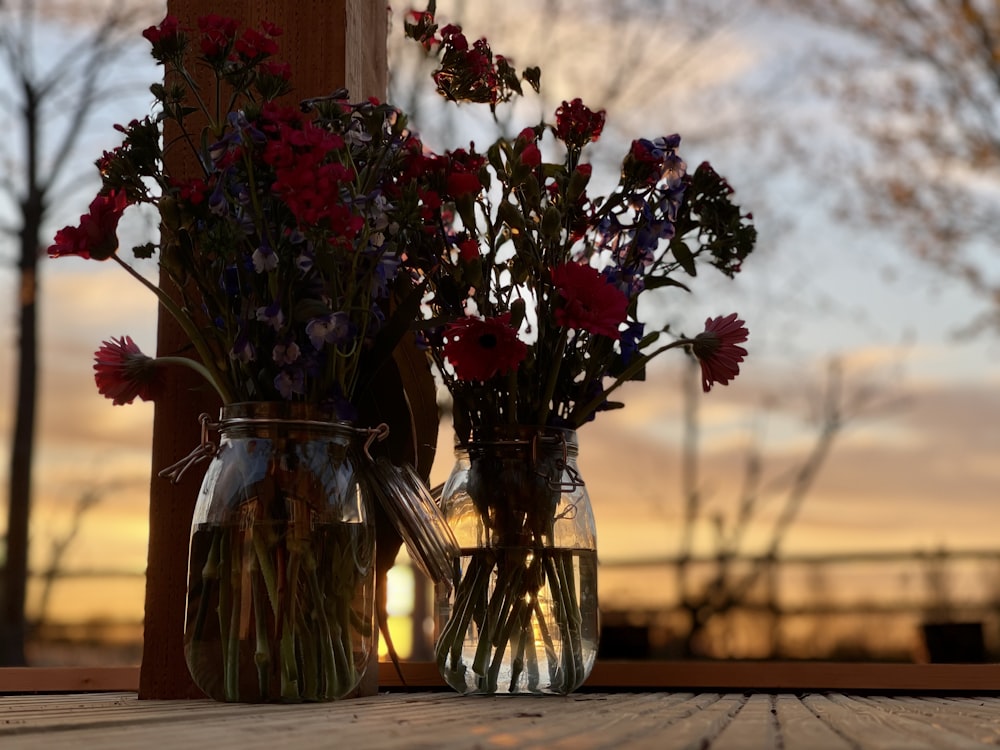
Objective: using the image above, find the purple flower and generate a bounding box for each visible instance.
[274,368,305,398]
[372,253,401,298]
[618,321,645,366]
[208,177,229,216]
[230,328,256,364]
[272,340,301,365]
[252,240,278,273]
[255,300,284,330]
[306,312,352,350]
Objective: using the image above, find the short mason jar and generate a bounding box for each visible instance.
[433,425,599,695]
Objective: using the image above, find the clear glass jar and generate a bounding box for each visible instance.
[434,425,599,695]
[183,402,375,702]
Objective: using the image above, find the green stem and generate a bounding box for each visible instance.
[225,536,242,701]
[537,317,569,426]
[191,529,220,642]
[251,559,271,698]
[251,530,280,614]
[532,597,560,686]
[110,254,234,403]
[436,554,490,676]
[217,531,233,698]
[307,566,337,699]
[570,338,688,426]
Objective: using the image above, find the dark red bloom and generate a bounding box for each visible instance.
[443,149,485,198]
[432,26,501,104]
[48,190,129,261]
[691,313,748,392]
[443,313,527,382]
[446,171,482,198]
[171,177,207,206]
[405,9,439,50]
[551,262,628,339]
[198,14,240,60]
[554,99,606,149]
[235,28,278,60]
[458,238,480,262]
[93,336,162,405]
[519,142,541,168]
[260,21,283,37]
[142,16,183,60]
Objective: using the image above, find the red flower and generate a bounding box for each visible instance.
[260,21,283,37]
[443,314,527,382]
[447,171,482,197]
[458,238,480,262]
[171,177,207,206]
[519,142,541,168]
[93,336,163,405]
[142,16,183,59]
[691,313,748,392]
[48,190,129,261]
[235,28,278,60]
[554,99,606,149]
[551,262,628,339]
[198,14,240,60]
[443,149,485,198]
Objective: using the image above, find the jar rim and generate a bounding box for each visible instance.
[217,401,356,436]
[458,424,579,458]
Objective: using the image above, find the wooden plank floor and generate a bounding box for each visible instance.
[3,691,1000,749]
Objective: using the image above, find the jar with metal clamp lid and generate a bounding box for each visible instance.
[433,425,599,695]
[179,402,382,703]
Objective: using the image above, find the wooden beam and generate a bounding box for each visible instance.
[140,0,388,700]
[9,661,1000,695]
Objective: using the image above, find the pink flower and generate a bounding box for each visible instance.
[551,262,628,339]
[443,313,527,382]
[93,336,163,405]
[691,313,748,392]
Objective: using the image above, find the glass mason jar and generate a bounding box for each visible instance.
[183,402,376,702]
[434,425,599,695]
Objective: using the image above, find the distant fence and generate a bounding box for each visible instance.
[599,548,1000,662]
[20,549,1000,664]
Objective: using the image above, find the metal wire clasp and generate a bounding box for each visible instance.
[158,413,218,484]
[359,422,390,461]
[532,432,585,492]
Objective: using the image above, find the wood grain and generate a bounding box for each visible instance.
[7,690,1000,749]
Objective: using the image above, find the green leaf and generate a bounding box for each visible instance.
[671,240,697,276]
[509,298,526,330]
[523,66,542,93]
[643,276,692,292]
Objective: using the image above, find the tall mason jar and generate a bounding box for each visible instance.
[183,402,375,702]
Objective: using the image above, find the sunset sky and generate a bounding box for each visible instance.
[1,1,999,647]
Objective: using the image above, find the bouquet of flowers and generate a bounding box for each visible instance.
[50,15,428,417]
[47,14,440,702]
[402,10,755,693]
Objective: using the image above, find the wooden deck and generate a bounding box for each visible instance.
[4,689,1000,749]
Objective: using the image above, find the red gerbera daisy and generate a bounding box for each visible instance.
[691,313,748,392]
[551,262,628,339]
[442,313,527,382]
[93,336,163,405]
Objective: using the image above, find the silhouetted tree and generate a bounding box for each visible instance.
[0,0,156,666]
[777,0,1000,334]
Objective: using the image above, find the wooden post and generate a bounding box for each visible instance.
[139,0,389,700]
